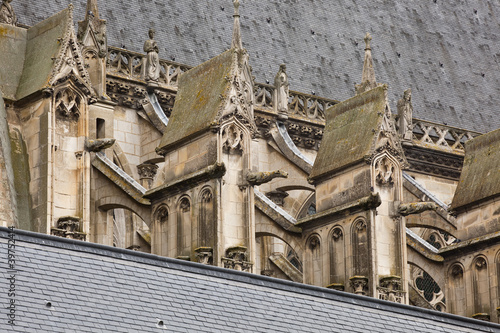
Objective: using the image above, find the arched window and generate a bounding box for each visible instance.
[177,197,192,258]
[448,263,466,316]
[352,218,369,277]
[306,235,322,286]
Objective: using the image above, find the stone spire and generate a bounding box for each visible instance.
[85,0,100,20]
[355,32,379,95]
[231,0,243,49]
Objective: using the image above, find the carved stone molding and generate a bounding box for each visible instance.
[221,246,252,272]
[475,257,487,270]
[326,283,345,291]
[403,145,463,180]
[349,276,368,296]
[86,138,116,152]
[451,265,463,277]
[374,155,395,186]
[222,123,244,154]
[472,313,490,322]
[51,216,86,241]
[378,276,403,303]
[309,235,320,250]
[179,199,191,213]
[55,88,82,119]
[332,228,343,241]
[137,163,159,180]
[265,190,289,206]
[194,247,213,265]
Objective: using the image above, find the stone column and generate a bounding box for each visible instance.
[137,163,158,189]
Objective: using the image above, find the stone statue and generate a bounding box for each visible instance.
[143,28,160,83]
[274,64,289,114]
[397,89,413,141]
[0,0,17,25]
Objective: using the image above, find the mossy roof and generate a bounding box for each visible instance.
[157,48,235,153]
[451,128,500,210]
[0,7,71,101]
[16,7,71,100]
[0,24,27,100]
[309,86,387,181]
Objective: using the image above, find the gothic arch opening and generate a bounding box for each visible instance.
[329,225,345,288]
[305,234,322,286]
[447,263,466,316]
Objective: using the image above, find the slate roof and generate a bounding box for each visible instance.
[12,0,500,133]
[1,227,499,333]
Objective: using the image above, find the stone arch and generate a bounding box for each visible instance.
[328,225,346,287]
[151,204,169,256]
[176,195,192,258]
[197,186,215,249]
[255,212,303,257]
[447,262,466,316]
[92,170,151,247]
[305,233,322,286]
[351,217,369,277]
[296,192,316,219]
[406,247,445,289]
[472,255,491,317]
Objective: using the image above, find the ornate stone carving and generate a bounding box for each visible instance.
[349,276,368,295]
[55,88,81,119]
[51,216,86,241]
[265,190,289,206]
[472,313,490,322]
[378,276,403,303]
[274,64,290,117]
[0,0,16,25]
[309,235,320,250]
[222,123,244,154]
[355,220,367,231]
[179,199,191,213]
[246,170,288,186]
[261,270,274,277]
[332,228,343,241]
[137,163,159,180]
[374,156,395,185]
[85,138,115,152]
[155,206,168,223]
[397,202,437,216]
[397,89,413,141]
[137,163,159,189]
[451,265,463,277]
[144,28,160,84]
[222,246,252,272]
[194,247,213,265]
[355,33,379,95]
[475,257,487,269]
[326,283,345,291]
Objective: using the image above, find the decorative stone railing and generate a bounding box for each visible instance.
[107,47,337,122]
[254,82,337,122]
[411,119,481,155]
[107,47,192,87]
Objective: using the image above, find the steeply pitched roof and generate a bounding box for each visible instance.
[1,227,498,332]
[157,49,235,152]
[451,128,500,210]
[310,85,387,181]
[12,0,500,133]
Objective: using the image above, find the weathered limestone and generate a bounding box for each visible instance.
[0,0,16,25]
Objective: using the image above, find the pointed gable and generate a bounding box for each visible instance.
[451,128,500,210]
[156,49,235,154]
[9,5,93,100]
[309,85,389,182]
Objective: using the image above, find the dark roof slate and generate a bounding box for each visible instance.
[12,0,500,133]
[1,227,499,333]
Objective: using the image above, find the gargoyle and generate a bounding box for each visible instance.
[85,138,116,152]
[398,202,437,216]
[246,170,288,186]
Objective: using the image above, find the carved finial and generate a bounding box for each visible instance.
[364,32,372,50]
[231,0,243,49]
[355,32,378,95]
[0,0,18,25]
